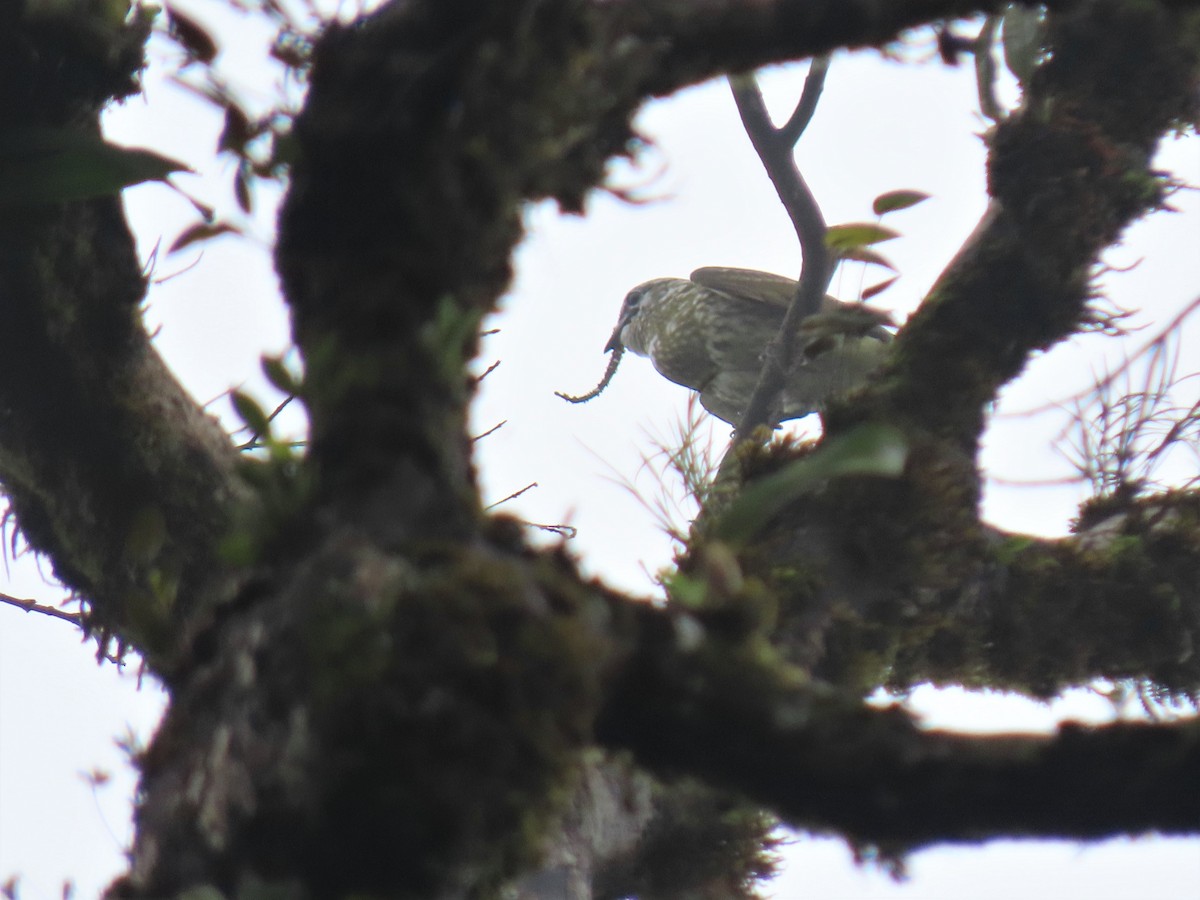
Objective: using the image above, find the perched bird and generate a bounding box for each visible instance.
[604,267,894,426]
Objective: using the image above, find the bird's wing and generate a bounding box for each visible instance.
[689,267,798,309]
[808,299,896,342]
[692,266,895,341]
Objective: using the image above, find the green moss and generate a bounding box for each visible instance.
[287,539,609,895]
[993,534,1038,564]
[616,780,781,899]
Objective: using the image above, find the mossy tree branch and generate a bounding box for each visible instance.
[598,602,1200,849]
[0,10,250,669]
[3,0,1199,896]
[721,0,1200,706]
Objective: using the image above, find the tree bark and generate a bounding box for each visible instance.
[1,1,1198,898]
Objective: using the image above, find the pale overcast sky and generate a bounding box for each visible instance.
[2,5,1198,897]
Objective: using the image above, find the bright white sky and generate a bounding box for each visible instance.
[1,5,1198,898]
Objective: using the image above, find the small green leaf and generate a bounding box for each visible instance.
[837,246,896,270]
[0,127,190,206]
[825,223,899,254]
[716,424,908,544]
[262,356,301,396]
[662,572,709,610]
[231,390,271,437]
[872,190,931,216]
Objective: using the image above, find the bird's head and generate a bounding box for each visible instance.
[604,277,689,354]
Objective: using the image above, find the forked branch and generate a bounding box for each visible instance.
[728,62,832,440]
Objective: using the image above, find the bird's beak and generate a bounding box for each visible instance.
[603,324,624,354]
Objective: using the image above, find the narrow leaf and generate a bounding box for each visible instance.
[262,356,300,396]
[861,276,900,301]
[716,424,908,544]
[837,246,896,270]
[166,6,218,65]
[231,390,271,436]
[168,221,241,254]
[0,128,190,206]
[825,223,899,253]
[872,190,931,215]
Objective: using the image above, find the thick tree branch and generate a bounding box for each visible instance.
[622,0,1079,94]
[770,499,1200,697]
[842,2,1200,448]
[0,13,249,669]
[598,611,1200,848]
[732,0,1200,687]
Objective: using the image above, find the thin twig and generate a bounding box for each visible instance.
[778,56,830,145]
[485,482,538,510]
[0,591,127,665]
[267,394,295,423]
[1004,295,1200,418]
[472,420,507,442]
[0,590,84,625]
[728,69,831,442]
[1055,323,1200,497]
[476,359,501,382]
[531,523,578,539]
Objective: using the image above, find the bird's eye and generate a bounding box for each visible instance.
[621,290,644,319]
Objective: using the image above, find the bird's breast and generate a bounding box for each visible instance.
[640,308,723,390]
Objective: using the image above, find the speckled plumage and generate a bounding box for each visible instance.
[605,267,893,425]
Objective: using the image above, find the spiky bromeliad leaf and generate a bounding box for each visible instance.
[0,127,190,206]
[715,423,908,544]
